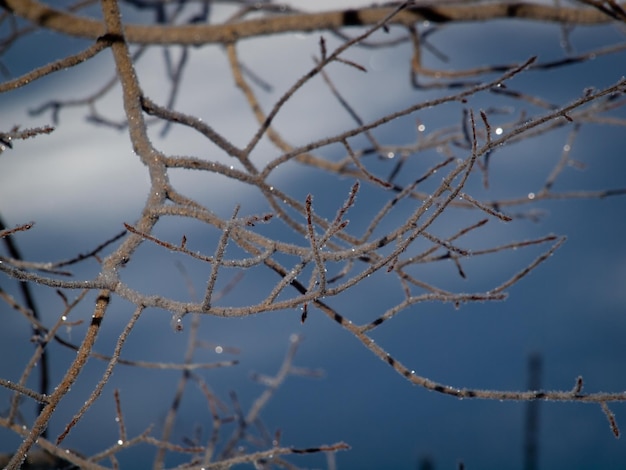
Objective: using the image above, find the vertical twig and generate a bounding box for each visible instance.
[523,353,542,470]
[202,205,240,311]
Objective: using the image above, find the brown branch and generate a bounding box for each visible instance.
[0,38,109,92]
[3,0,620,46]
[5,290,111,469]
[55,305,145,445]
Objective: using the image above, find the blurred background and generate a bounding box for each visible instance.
[1,1,626,468]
